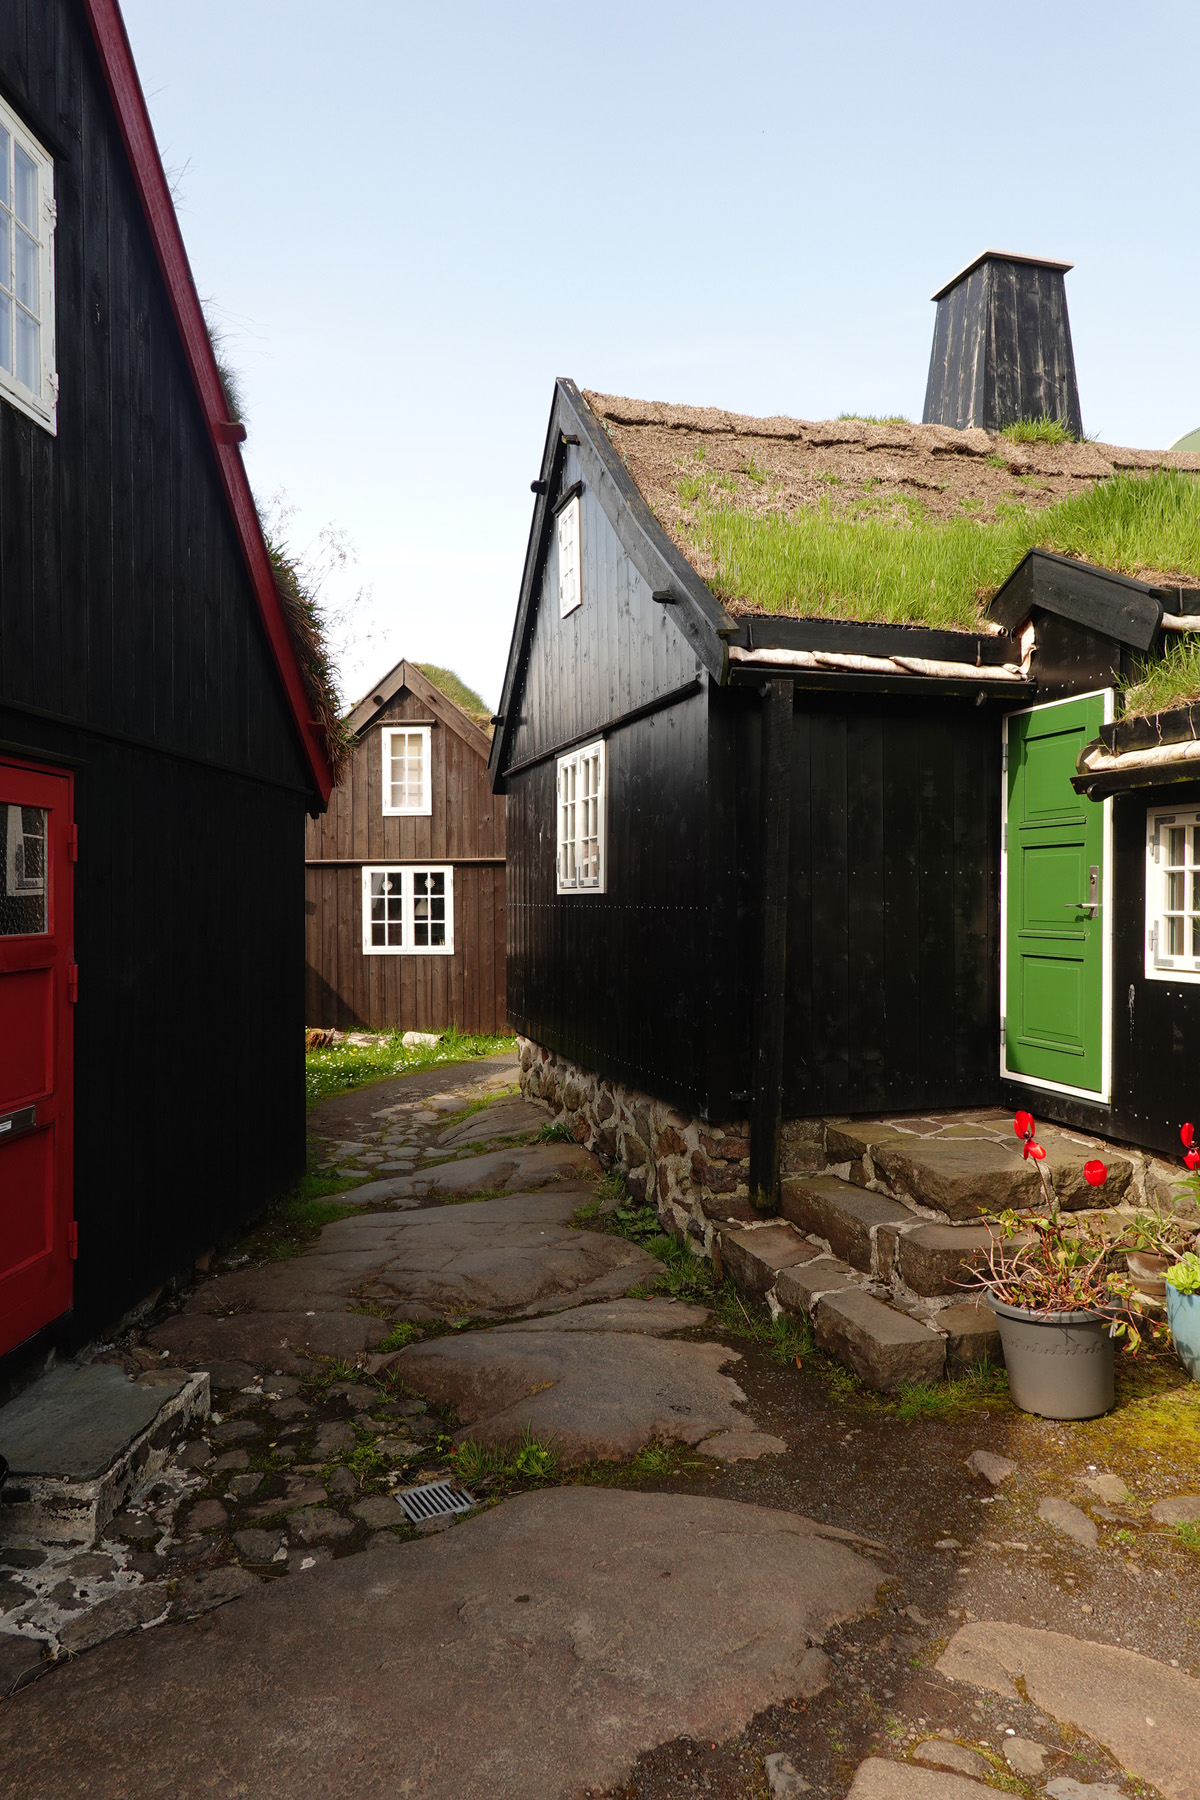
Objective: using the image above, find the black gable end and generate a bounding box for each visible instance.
[988,547,1165,651]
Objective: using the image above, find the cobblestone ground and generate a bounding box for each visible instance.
[1,1052,1199,1800]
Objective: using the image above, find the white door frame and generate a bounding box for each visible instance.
[999,688,1114,1105]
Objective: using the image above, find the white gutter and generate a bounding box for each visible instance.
[1077,737,1200,780]
[727,645,1026,682]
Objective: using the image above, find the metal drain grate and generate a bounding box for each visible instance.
[395,1480,475,1525]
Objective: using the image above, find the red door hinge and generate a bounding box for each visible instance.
[67,963,79,1003]
[67,823,79,862]
[68,1221,78,1260]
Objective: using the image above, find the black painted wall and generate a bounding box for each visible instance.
[0,0,313,1345]
[783,696,1002,1117]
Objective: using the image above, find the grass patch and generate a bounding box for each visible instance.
[449,1429,559,1488]
[374,1320,423,1354]
[1000,414,1075,444]
[715,1286,814,1363]
[685,469,1200,631]
[535,1119,576,1144]
[1122,633,1200,718]
[1176,1521,1200,1554]
[838,412,911,425]
[305,1029,516,1108]
[891,1358,1009,1420]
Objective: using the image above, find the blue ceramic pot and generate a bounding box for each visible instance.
[1167,1286,1200,1382]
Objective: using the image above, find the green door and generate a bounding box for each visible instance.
[1005,694,1107,1094]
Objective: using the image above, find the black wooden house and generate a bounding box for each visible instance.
[491,252,1200,1211]
[0,0,335,1367]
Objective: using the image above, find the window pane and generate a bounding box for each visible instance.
[387,922,402,945]
[370,897,386,922]
[15,307,38,393]
[1168,871,1184,912]
[1192,870,1200,915]
[1,804,48,935]
[1168,915,1184,956]
[0,127,10,207]
[370,872,385,897]
[0,289,10,374]
[370,922,386,945]
[1168,827,1185,867]
[0,210,10,295]
[12,146,36,230]
[1193,914,1200,958]
[14,225,36,312]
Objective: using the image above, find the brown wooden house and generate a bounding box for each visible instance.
[305,661,506,1034]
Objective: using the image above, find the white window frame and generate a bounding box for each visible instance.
[556,739,605,893]
[1145,806,1200,983]
[0,95,57,434]
[557,493,582,618]
[381,726,432,816]
[361,864,454,956]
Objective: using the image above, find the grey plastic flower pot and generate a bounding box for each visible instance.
[987,1293,1116,1419]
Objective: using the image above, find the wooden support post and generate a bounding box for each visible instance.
[749,679,793,1209]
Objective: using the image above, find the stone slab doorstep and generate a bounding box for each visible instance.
[0,1369,209,1544]
[937,1620,1200,1800]
[845,1759,991,1798]
[0,1489,882,1800]
[779,1177,912,1272]
[774,1255,861,1317]
[813,1289,945,1392]
[719,1225,818,1293]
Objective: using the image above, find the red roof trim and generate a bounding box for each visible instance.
[81,0,334,803]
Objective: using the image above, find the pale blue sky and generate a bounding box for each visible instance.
[122,0,1199,710]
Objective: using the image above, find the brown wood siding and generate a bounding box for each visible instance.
[305,686,507,1032]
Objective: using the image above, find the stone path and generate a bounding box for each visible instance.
[4,1050,1200,1800]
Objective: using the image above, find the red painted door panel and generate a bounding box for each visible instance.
[0,761,74,1355]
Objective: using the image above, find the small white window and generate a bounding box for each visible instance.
[381,726,432,816]
[557,494,581,618]
[1146,807,1200,982]
[0,97,56,433]
[557,739,605,893]
[362,865,454,955]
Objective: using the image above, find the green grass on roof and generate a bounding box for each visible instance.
[1000,414,1076,444]
[1122,635,1200,719]
[415,664,490,722]
[688,470,1200,632]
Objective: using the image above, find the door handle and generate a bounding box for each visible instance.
[1064,864,1100,914]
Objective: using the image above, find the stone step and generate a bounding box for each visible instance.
[780,1176,912,1273]
[824,1117,1134,1221]
[0,1363,209,1544]
[712,1224,1001,1392]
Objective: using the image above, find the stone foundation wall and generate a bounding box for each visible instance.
[517,1039,765,1241]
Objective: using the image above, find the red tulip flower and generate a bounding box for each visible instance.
[1083,1159,1107,1187]
[1183,1122,1195,1149]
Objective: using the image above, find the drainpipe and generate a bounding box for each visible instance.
[748,679,794,1209]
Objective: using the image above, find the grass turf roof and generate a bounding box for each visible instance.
[585,392,1200,633]
[415,664,491,728]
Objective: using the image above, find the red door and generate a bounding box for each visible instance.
[0,760,74,1356]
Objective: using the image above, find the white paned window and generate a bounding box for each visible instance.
[362,865,454,955]
[0,97,56,432]
[557,494,581,618]
[1146,807,1200,983]
[557,739,605,893]
[381,726,432,816]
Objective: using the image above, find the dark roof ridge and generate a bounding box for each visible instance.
[345,659,491,759]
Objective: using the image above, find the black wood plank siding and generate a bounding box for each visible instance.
[506,690,717,1112]
[502,446,702,773]
[782,697,1001,1116]
[0,0,314,1342]
[923,256,1082,439]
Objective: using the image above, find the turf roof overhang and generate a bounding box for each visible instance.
[583,390,1200,634]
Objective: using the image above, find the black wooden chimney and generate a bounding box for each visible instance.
[922,251,1082,437]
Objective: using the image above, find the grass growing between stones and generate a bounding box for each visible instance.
[535,1120,576,1144]
[1176,1521,1200,1554]
[891,1359,1010,1420]
[449,1429,560,1488]
[305,1028,517,1108]
[715,1287,815,1365]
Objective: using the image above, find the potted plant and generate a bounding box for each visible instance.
[1114,1124,1200,1299]
[1165,1251,1200,1381]
[972,1113,1140,1420]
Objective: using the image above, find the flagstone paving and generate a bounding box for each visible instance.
[4,1052,1200,1800]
